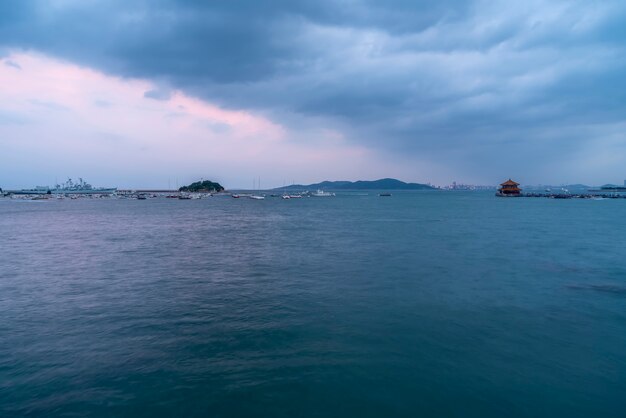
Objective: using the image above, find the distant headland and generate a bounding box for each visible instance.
[277,178,435,191]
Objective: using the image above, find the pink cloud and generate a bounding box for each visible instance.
[0,51,422,189]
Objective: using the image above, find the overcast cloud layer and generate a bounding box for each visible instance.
[2,0,626,187]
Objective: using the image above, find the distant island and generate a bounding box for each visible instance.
[179,180,224,192]
[277,178,435,191]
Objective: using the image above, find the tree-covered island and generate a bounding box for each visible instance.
[179,180,225,193]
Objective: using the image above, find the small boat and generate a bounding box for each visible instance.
[311,189,335,197]
[249,177,264,200]
[137,195,147,200]
[232,194,240,198]
[379,193,392,197]
[178,195,191,200]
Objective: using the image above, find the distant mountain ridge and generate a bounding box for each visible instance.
[278,178,434,191]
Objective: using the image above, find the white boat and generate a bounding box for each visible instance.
[248,176,265,200]
[311,189,335,197]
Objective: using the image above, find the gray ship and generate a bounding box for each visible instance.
[20,178,117,194]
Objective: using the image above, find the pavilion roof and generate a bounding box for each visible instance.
[500,179,520,186]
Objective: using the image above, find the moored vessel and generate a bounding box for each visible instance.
[311,189,335,197]
[20,178,116,195]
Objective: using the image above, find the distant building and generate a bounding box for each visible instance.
[441,182,496,191]
[497,179,522,196]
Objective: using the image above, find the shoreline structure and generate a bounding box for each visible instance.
[4,177,626,199]
[496,178,626,199]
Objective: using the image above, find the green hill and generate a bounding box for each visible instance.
[179,180,224,192]
[279,178,434,191]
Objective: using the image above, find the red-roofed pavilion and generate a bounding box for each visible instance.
[497,179,522,196]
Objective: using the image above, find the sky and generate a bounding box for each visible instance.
[1,0,626,189]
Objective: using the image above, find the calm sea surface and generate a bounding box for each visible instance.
[1,191,625,417]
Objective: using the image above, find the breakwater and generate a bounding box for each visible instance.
[518,192,626,199]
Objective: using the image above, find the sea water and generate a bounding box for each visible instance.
[1,191,625,417]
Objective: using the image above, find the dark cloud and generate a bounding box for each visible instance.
[144,88,172,101]
[4,59,21,69]
[0,0,472,83]
[1,0,626,182]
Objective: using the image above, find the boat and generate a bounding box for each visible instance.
[281,193,302,200]
[249,177,265,200]
[20,178,117,195]
[379,193,392,197]
[311,189,335,197]
[232,194,240,198]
